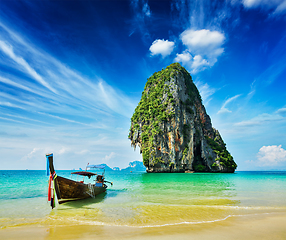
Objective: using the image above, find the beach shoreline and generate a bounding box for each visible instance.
[1,212,286,240]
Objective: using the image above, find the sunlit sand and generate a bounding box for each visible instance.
[1,212,286,240]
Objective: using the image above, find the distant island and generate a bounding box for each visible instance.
[129,63,237,173]
[96,161,146,172]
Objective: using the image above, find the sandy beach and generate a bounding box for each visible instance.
[1,212,286,240]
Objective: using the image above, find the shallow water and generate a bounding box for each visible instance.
[0,170,286,229]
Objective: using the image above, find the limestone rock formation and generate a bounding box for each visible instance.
[129,63,237,173]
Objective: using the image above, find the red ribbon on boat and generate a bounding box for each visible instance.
[48,172,56,209]
[48,174,52,201]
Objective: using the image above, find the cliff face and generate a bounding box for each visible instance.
[129,63,237,173]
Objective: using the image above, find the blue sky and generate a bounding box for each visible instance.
[0,0,285,170]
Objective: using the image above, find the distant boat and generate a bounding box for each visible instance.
[46,153,112,208]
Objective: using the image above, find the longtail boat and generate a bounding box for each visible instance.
[46,153,112,208]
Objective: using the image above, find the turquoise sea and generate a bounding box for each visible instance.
[0,170,286,229]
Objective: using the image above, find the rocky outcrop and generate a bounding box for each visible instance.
[129,63,237,173]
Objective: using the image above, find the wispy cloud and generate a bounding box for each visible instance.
[242,0,286,15]
[58,147,70,155]
[20,148,41,162]
[0,116,33,125]
[131,0,151,17]
[0,40,56,93]
[234,107,286,127]
[218,94,241,114]
[276,108,286,116]
[0,76,38,95]
[102,152,116,162]
[37,112,92,127]
[171,0,235,30]
[130,0,152,39]
[194,80,216,105]
[142,1,151,17]
[0,21,136,125]
[0,20,140,170]
[2,112,52,125]
[0,99,26,110]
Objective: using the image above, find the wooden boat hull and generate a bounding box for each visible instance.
[56,176,107,204]
[46,153,108,205]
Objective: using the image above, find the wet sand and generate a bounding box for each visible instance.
[1,212,286,240]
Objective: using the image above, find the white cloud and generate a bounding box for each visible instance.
[174,50,192,63]
[149,39,175,58]
[181,29,225,52]
[176,29,226,73]
[218,94,241,114]
[174,51,211,73]
[191,55,210,73]
[257,145,286,166]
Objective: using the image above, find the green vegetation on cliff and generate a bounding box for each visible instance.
[132,64,186,123]
[205,136,237,170]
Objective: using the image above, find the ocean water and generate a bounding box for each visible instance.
[0,170,286,229]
